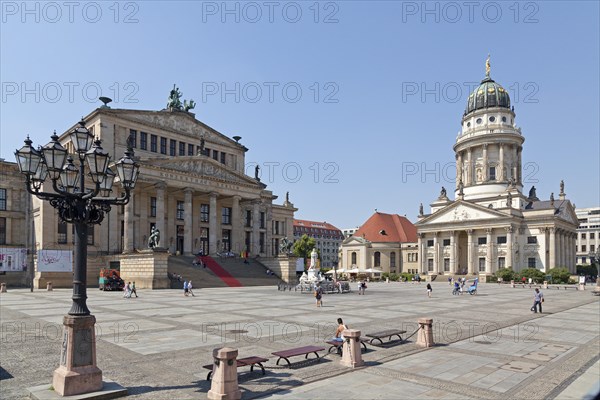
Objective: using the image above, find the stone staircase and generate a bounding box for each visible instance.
[167,255,282,288]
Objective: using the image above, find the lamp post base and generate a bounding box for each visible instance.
[52,315,102,396]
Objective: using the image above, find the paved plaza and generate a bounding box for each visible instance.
[1,281,599,399]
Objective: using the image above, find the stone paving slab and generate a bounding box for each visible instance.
[0,282,598,399]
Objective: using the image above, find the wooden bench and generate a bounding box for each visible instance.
[366,329,407,345]
[591,290,600,296]
[272,345,325,367]
[325,339,369,355]
[202,356,268,380]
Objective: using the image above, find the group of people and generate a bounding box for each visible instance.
[357,280,367,295]
[123,281,138,298]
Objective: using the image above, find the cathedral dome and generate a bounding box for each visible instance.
[464,77,511,116]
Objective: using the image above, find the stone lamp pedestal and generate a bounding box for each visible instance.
[340,329,364,368]
[52,315,102,396]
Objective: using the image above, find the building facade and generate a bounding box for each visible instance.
[341,227,359,239]
[575,207,600,265]
[293,219,344,268]
[339,212,418,274]
[25,93,296,287]
[415,62,578,276]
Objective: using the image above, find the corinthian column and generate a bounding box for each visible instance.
[123,192,134,253]
[183,188,193,255]
[209,192,218,254]
[486,228,493,274]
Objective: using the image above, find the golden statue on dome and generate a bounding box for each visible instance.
[485,54,491,78]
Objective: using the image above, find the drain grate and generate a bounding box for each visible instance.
[225,330,249,334]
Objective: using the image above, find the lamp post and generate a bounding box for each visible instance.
[15,119,139,396]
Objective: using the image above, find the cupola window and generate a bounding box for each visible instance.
[489,116,496,122]
[476,118,482,124]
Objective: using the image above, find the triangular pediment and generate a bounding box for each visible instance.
[145,157,260,186]
[417,201,508,225]
[555,201,579,226]
[100,109,238,148]
[342,236,368,245]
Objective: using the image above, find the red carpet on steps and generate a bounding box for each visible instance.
[201,256,243,287]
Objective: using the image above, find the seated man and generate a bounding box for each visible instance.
[333,318,348,342]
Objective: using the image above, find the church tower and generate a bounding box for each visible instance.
[453,56,525,208]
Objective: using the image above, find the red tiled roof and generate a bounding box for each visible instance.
[293,219,342,233]
[352,212,417,243]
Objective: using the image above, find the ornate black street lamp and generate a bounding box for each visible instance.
[15,119,139,396]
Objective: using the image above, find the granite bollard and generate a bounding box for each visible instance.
[47,282,53,291]
[340,329,364,368]
[207,347,241,400]
[0,283,6,293]
[416,318,435,348]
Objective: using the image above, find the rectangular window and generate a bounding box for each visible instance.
[179,142,185,156]
[245,231,251,252]
[176,201,184,220]
[528,258,536,268]
[443,239,450,246]
[260,212,265,229]
[498,257,506,269]
[591,233,595,239]
[0,217,6,245]
[150,197,157,217]
[259,232,265,253]
[222,207,232,225]
[150,134,158,152]
[140,132,147,150]
[478,237,487,245]
[427,239,434,247]
[274,221,280,235]
[0,188,6,210]
[159,137,166,154]
[129,129,137,148]
[427,258,434,271]
[527,236,537,244]
[489,166,496,181]
[170,139,176,156]
[205,147,210,157]
[220,152,226,164]
[213,150,219,161]
[582,245,587,252]
[478,257,486,272]
[58,220,67,244]
[591,245,596,252]
[581,233,586,239]
[200,204,209,222]
[444,258,450,272]
[188,143,194,156]
[497,236,507,244]
[246,210,252,227]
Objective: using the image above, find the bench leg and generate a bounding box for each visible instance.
[276,357,291,368]
[207,371,212,381]
[361,341,367,351]
[314,352,321,362]
[370,338,384,345]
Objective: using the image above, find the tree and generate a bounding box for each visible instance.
[292,234,316,266]
[547,267,571,284]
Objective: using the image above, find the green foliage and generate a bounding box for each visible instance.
[389,273,400,282]
[400,272,413,282]
[292,234,316,264]
[495,268,515,281]
[515,268,545,283]
[576,264,598,277]
[547,267,571,284]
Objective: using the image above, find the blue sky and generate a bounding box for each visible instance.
[1,1,599,229]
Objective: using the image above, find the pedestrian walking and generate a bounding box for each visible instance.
[131,281,138,298]
[183,280,189,296]
[188,280,195,297]
[531,288,544,313]
[314,283,323,307]
[123,282,131,298]
[426,283,432,298]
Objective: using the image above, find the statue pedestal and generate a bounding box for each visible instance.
[307,269,319,282]
[119,249,170,289]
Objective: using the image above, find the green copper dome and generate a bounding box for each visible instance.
[464,77,511,116]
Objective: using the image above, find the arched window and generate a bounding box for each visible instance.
[351,252,357,265]
[374,251,381,267]
[390,252,396,268]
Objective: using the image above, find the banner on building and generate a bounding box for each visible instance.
[37,250,73,272]
[0,248,28,272]
[296,258,305,272]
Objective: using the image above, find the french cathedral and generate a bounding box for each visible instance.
[415,60,578,275]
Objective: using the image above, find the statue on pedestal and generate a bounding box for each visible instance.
[148,227,161,249]
[309,248,318,270]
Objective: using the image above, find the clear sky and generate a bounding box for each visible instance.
[1,1,599,229]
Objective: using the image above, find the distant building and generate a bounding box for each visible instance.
[339,212,419,274]
[342,227,359,238]
[575,207,600,265]
[293,219,344,268]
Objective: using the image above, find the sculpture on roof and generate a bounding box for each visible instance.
[199,137,205,155]
[528,186,537,199]
[286,191,290,203]
[458,179,464,196]
[485,54,491,78]
[506,191,512,208]
[167,84,195,112]
[254,165,260,180]
[419,203,424,216]
[560,180,565,195]
[550,192,555,206]
[439,186,447,199]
